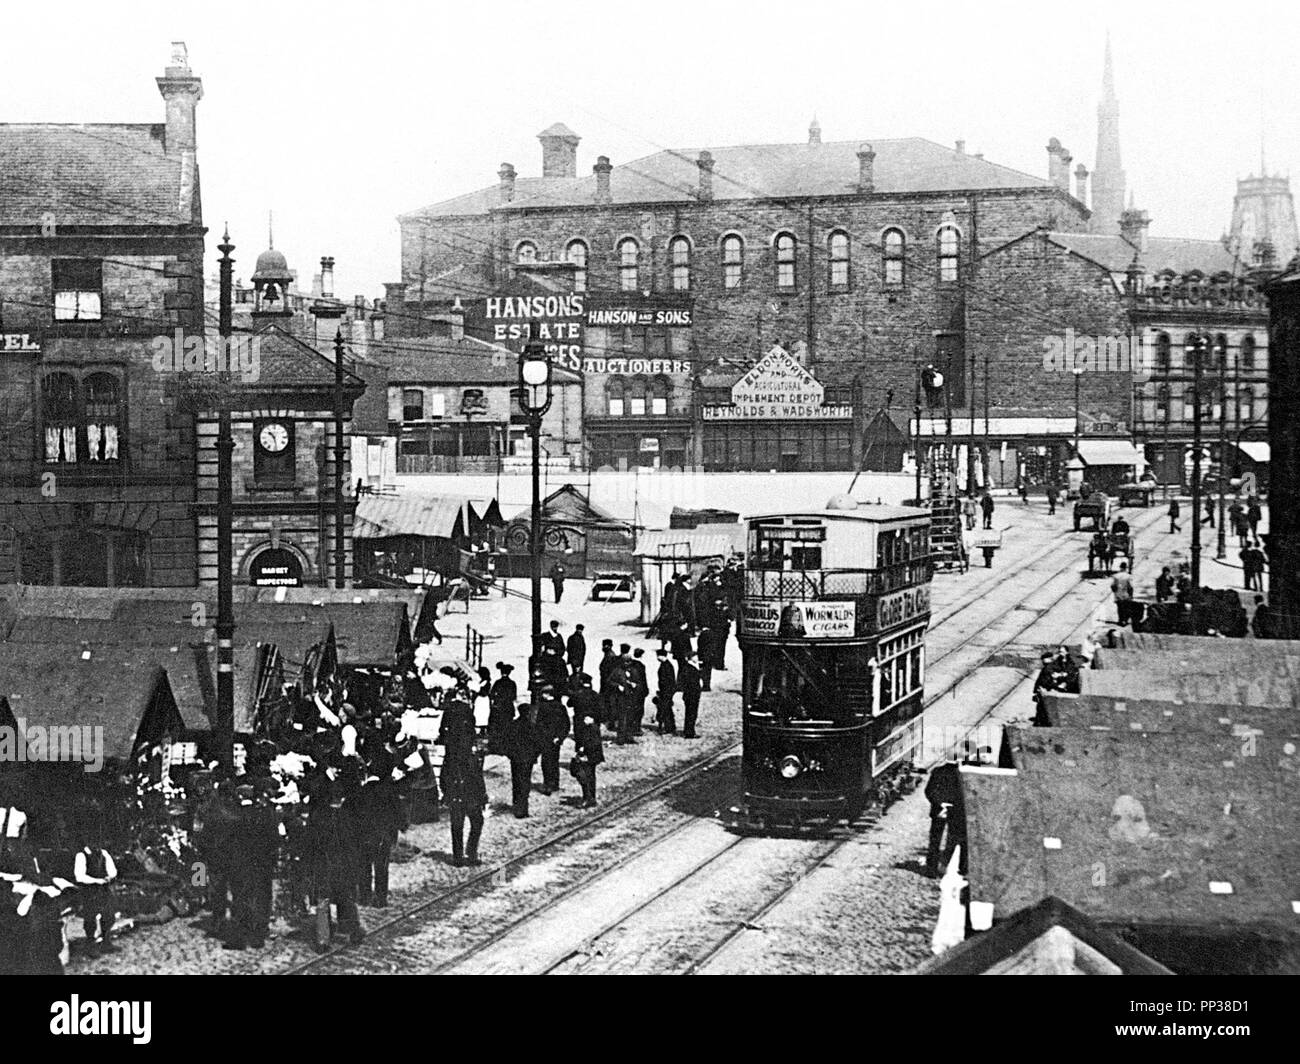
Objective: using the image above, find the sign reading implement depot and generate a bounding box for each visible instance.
[741,599,856,638]
[702,344,852,420]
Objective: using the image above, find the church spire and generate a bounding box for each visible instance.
[1090,32,1127,235]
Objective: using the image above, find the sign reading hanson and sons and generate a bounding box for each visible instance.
[702,345,852,420]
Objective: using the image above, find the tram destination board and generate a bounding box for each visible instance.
[757,525,827,542]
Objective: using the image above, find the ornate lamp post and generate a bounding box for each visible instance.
[518,342,553,686]
[215,229,236,773]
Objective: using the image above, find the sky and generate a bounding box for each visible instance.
[4,1,1296,298]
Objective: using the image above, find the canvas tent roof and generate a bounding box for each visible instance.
[961,728,1300,931]
[1076,440,1146,469]
[0,645,183,760]
[354,493,486,540]
[633,526,747,559]
[915,895,1173,975]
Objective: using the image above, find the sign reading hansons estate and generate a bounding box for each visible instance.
[702,345,852,420]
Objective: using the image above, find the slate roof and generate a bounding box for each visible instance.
[1036,692,1297,737]
[1046,232,1245,277]
[915,895,1174,975]
[961,728,1300,931]
[404,138,1053,219]
[1081,667,1298,707]
[0,645,183,760]
[0,123,200,227]
[235,323,366,391]
[371,334,579,386]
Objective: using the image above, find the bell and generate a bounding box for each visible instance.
[263,282,280,303]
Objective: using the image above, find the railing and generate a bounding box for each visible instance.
[743,559,931,601]
[465,624,484,670]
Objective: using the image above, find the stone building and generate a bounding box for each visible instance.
[0,44,206,586]
[393,115,1097,473]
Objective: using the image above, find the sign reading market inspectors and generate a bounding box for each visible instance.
[702,345,852,420]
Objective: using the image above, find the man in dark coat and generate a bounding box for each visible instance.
[678,654,703,739]
[569,675,604,808]
[566,624,587,677]
[535,685,571,795]
[629,648,649,736]
[541,619,566,658]
[439,698,488,865]
[502,704,540,818]
[711,600,732,670]
[924,759,966,877]
[979,491,995,529]
[597,639,617,730]
[654,648,677,735]
[609,646,637,745]
[722,558,743,616]
[355,751,404,908]
[549,561,567,603]
[696,626,715,691]
[1247,499,1262,538]
[670,620,693,665]
[488,662,517,753]
[304,769,365,951]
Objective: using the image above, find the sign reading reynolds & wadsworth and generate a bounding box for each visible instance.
[702,345,852,420]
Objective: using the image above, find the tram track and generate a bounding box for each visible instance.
[287,508,1164,975]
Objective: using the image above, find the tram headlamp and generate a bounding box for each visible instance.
[779,755,802,780]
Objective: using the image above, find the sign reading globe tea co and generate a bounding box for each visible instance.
[702,345,853,420]
[741,599,857,639]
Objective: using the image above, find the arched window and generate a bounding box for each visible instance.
[883,228,905,286]
[722,235,744,289]
[1155,332,1171,373]
[651,376,671,416]
[515,241,537,265]
[565,240,588,292]
[83,372,121,462]
[42,372,79,463]
[937,225,960,283]
[669,236,691,292]
[607,378,626,416]
[1240,333,1256,371]
[774,232,797,288]
[628,376,648,416]
[828,230,850,288]
[618,238,640,291]
[1213,333,1229,371]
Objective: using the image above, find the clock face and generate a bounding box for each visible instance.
[258,422,289,453]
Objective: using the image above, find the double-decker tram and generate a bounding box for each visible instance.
[739,496,933,828]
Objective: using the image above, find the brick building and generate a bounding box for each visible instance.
[0,44,206,586]
[392,117,1097,473]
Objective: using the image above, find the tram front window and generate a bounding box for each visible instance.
[745,644,871,725]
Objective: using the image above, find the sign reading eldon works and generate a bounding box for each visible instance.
[702,345,852,420]
[464,294,693,375]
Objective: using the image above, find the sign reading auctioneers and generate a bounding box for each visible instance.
[702,345,852,420]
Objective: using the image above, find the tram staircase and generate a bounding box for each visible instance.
[927,447,967,572]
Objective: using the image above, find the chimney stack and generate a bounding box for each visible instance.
[320,257,335,299]
[856,143,876,194]
[808,117,822,146]
[697,151,715,202]
[1119,206,1151,253]
[593,155,613,204]
[1074,163,1090,207]
[537,123,581,178]
[1060,148,1073,191]
[156,41,202,154]
[1045,137,1066,189]
[498,163,516,202]
[955,139,966,154]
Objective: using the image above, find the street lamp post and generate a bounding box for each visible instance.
[1216,336,1229,560]
[1072,366,1084,456]
[912,363,922,504]
[215,229,236,774]
[518,342,554,689]
[1186,334,1207,586]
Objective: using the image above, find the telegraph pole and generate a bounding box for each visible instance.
[1216,337,1228,560]
[913,364,922,504]
[1188,335,1205,586]
[216,228,236,773]
[333,329,347,588]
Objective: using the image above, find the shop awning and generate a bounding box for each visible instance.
[1076,440,1145,468]
[1237,441,1270,462]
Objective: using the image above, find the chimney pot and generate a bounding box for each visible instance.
[320,256,335,299]
[697,151,715,201]
[856,143,876,194]
[498,162,517,202]
[808,117,822,146]
[593,155,613,204]
[1119,207,1151,254]
[1074,163,1090,207]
